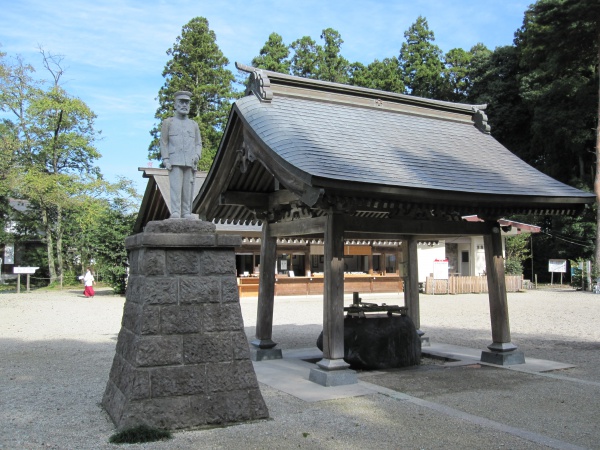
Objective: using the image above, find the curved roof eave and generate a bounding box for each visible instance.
[233,89,594,211]
[308,175,595,208]
[195,68,595,223]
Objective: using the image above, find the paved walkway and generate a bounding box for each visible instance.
[1,287,599,449]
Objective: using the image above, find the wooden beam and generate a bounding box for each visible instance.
[268,214,491,239]
[268,216,328,237]
[269,189,299,208]
[344,215,490,236]
[221,189,302,208]
[220,191,269,210]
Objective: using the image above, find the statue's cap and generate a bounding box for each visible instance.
[174,90,192,99]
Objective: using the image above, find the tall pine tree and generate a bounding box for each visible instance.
[149,17,236,170]
[398,16,445,99]
[349,57,404,93]
[251,32,290,73]
[289,29,349,83]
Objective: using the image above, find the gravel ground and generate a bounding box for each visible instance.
[1,287,599,449]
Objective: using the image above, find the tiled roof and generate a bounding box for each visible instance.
[236,94,586,198]
[193,67,594,223]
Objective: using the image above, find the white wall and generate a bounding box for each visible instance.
[417,241,446,283]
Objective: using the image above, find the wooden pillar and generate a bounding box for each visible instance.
[309,213,356,386]
[304,249,311,276]
[481,222,524,364]
[400,242,408,297]
[321,212,346,363]
[251,221,282,360]
[367,253,373,274]
[406,236,421,333]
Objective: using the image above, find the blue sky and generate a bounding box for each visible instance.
[1,0,531,195]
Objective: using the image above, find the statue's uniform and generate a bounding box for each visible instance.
[160,117,202,218]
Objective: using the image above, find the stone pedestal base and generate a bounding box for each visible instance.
[309,367,358,386]
[250,338,282,361]
[250,348,283,361]
[102,220,268,431]
[481,350,525,365]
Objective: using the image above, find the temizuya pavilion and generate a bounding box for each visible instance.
[193,63,595,386]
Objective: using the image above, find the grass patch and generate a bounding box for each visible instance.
[109,425,172,444]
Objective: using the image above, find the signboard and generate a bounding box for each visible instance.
[4,244,14,265]
[13,267,39,274]
[344,245,372,256]
[548,259,567,273]
[433,259,449,280]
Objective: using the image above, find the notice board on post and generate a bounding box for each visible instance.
[548,259,567,286]
[433,259,449,280]
[548,259,567,273]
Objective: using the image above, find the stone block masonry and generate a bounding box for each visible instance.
[102,219,268,430]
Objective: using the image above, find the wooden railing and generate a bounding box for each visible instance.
[424,275,523,295]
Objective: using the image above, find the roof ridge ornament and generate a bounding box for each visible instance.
[472,106,491,134]
[235,62,273,103]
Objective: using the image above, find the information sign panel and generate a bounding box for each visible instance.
[548,259,567,273]
[13,267,39,274]
[433,259,449,280]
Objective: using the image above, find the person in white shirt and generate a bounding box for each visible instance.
[83,268,95,298]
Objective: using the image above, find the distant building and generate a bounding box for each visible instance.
[136,168,540,295]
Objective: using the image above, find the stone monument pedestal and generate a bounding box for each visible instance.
[102,219,268,430]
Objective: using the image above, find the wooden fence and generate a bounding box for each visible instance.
[424,275,523,295]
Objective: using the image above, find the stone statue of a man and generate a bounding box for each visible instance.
[160,91,202,219]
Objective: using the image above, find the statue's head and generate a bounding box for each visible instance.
[174,91,192,116]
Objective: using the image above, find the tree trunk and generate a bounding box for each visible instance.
[42,208,57,283]
[595,21,600,277]
[56,205,64,280]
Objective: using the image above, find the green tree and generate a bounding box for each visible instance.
[317,28,350,83]
[91,193,138,294]
[0,50,115,285]
[251,32,290,73]
[349,57,405,93]
[0,52,40,158]
[289,35,319,79]
[441,47,473,102]
[468,45,532,160]
[1,48,139,288]
[504,233,531,275]
[289,29,350,83]
[515,0,599,185]
[398,16,445,98]
[149,17,237,170]
[508,0,599,274]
